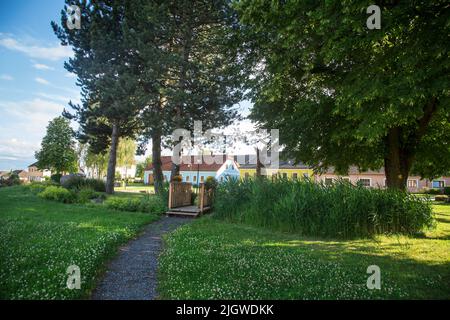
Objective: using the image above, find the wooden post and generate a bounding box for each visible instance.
[199,183,205,212]
[168,182,173,209]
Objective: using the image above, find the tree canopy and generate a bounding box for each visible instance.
[35,117,78,174]
[236,0,449,189]
[53,0,142,193]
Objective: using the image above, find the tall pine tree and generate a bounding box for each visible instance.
[53,0,141,193]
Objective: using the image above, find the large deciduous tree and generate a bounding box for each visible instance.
[236,0,449,190]
[35,116,78,174]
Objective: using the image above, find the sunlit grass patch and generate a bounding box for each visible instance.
[158,205,450,300]
[0,186,159,299]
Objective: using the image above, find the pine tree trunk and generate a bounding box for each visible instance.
[152,129,164,194]
[170,26,192,181]
[106,122,120,194]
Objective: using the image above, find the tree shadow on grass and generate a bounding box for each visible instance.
[255,238,450,299]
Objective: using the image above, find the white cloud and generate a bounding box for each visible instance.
[35,92,77,104]
[35,77,50,85]
[0,138,39,160]
[0,98,67,165]
[33,63,54,71]
[0,98,65,123]
[0,74,13,81]
[0,36,72,61]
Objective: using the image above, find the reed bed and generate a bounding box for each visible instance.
[213,178,434,238]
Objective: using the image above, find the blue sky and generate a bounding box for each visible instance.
[0,0,80,170]
[0,1,254,171]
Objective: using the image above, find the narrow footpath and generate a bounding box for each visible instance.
[91,216,190,300]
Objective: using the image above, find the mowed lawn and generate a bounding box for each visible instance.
[158,204,450,299]
[0,186,159,299]
[115,184,155,194]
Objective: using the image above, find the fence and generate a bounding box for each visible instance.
[168,182,192,209]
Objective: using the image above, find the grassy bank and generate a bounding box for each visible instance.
[158,204,450,299]
[0,186,159,299]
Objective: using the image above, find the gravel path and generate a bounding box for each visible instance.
[91,216,190,300]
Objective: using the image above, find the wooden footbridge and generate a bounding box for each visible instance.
[166,182,213,218]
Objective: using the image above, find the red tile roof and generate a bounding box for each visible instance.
[145,155,234,172]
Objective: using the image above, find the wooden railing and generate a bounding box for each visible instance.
[198,183,213,212]
[168,182,192,209]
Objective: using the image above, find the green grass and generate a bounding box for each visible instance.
[114,184,155,194]
[0,186,159,299]
[158,204,450,299]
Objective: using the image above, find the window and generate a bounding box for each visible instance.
[358,178,371,187]
[245,172,250,179]
[282,173,287,179]
[220,177,224,182]
[186,176,190,182]
[292,173,298,180]
[193,176,197,182]
[324,178,333,186]
[200,176,204,182]
[407,179,418,188]
[432,180,445,188]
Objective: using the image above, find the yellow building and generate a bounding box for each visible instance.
[237,158,313,180]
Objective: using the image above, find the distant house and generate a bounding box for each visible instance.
[27,162,51,182]
[13,170,29,182]
[116,164,136,180]
[314,166,450,193]
[83,164,136,180]
[144,155,240,185]
[234,154,313,181]
[0,171,9,181]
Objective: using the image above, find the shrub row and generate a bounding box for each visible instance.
[104,196,166,214]
[37,185,104,204]
[61,176,106,192]
[32,182,166,214]
[38,186,75,203]
[213,179,434,238]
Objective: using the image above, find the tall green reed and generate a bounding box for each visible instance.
[213,178,434,238]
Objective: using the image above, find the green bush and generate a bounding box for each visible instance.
[0,173,22,187]
[104,195,166,214]
[443,187,450,196]
[426,188,442,195]
[38,186,76,203]
[104,197,140,212]
[50,173,62,184]
[138,196,166,214]
[77,187,100,204]
[213,179,434,238]
[191,192,198,205]
[27,183,47,194]
[61,176,106,192]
